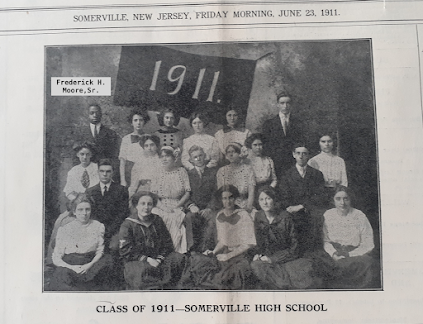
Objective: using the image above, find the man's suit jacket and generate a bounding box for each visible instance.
[262,114,304,178]
[86,182,129,239]
[279,165,327,211]
[76,124,120,163]
[186,167,217,210]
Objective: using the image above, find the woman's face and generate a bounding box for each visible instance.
[251,139,263,156]
[161,151,175,169]
[132,114,145,132]
[74,202,91,224]
[143,139,158,156]
[258,192,275,212]
[222,191,236,210]
[77,148,92,168]
[334,191,351,213]
[136,195,154,217]
[163,112,176,128]
[319,135,334,153]
[226,110,238,127]
[225,146,240,164]
[191,117,204,134]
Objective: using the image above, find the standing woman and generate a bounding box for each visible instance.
[244,133,277,193]
[150,146,191,253]
[119,109,150,187]
[49,193,112,291]
[214,108,251,162]
[154,108,183,149]
[251,186,318,289]
[322,186,375,288]
[181,112,220,170]
[216,143,255,212]
[119,191,185,290]
[180,185,256,290]
[308,133,348,194]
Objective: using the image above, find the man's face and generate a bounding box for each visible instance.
[89,106,102,124]
[293,147,309,167]
[98,165,113,184]
[277,96,292,115]
[189,150,206,168]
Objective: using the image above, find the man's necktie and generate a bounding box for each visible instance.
[103,185,108,196]
[93,126,98,139]
[81,169,90,189]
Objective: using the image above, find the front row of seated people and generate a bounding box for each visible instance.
[47,139,376,290]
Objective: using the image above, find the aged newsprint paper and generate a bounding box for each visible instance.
[1,0,423,323]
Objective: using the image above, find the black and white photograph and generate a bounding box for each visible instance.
[43,40,381,292]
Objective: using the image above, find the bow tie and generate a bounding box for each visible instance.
[223,125,245,133]
[217,212,241,225]
[131,135,142,143]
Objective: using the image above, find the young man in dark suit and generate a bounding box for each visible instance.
[85,159,129,288]
[262,92,304,179]
[85,159,129,251]
[279,144,328,255]
[184,145,218,252]
[75,104,120,181]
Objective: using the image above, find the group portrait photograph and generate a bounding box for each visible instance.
[43,40,381,292]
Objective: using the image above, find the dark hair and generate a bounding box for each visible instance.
[98,158,113,170]
[127,109,150,124]
[333,185,354,205]
[216,185,240,200]
[131,191,158,208]
[224,107,243,126]
[225,142,242,154]
[160,147,177,160]
[188,145,205,157]
[292,142,309,153]
[257,186,281,210]
[88,104,101,111]
[157,108,180,127]
[70,193,93,214]
[276,91,292,102]
[245,133,265,149]
[139,134,160,149]
[73,141,95,154]
[317,132,337,150]
[189,111,209,127]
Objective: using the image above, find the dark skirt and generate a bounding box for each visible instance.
[179,252,254,290]
[124,252,185,290]
[48,252,113,291]
[250,258,321,289]
[309,249,375,289]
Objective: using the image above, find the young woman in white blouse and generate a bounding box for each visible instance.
[322,186,375,288]
[308,133,348,192]
[48,193,112,291]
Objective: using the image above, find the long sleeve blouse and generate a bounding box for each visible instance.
[63,163,99,198]
[323,208,374,258]
[253,210,299,263]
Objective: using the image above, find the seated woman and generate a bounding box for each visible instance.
[119,191,186,290]
[214,108,251,163]
[181,112,220,170]
[180,185,256,290]
[321,186,375,288]
[48,193,113,291]
[119,109,150,187]
[251,186,318,289]
[216,143,255,212]
[128,134,161,198]
[150,146,191,254]
[308,133,348,195]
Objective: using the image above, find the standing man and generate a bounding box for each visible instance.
[76,104,120,181]
[279,144,327,255]
[262,92,304,179]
